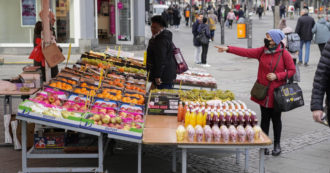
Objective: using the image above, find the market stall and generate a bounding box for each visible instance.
[13,48,272,173]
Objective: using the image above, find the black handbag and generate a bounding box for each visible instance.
[251,51,282,100]
[196,29,209,45]
[274,75,304,112]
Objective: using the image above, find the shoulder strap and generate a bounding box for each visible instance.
[273,50,283,73]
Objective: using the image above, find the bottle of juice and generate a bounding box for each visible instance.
[212,111,220,127]
[219,111,225,126]
[225,111,232,127]
[177,101,183,122]
[203,111,207,127]
[183,102,188,117]
[184,109,190,127]
[196,109,203,126]
[231,111,239,127]
[250,111,258,126]
[190,109,197,127]
[238,111,245,126]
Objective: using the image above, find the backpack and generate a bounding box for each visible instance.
[286,33,300,53]
[208,17,216,30]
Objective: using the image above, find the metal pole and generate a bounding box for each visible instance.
[247,0,252,48]
[182,148,187,173]
[221,16,225,44]
[21,121,27,172]
[41,0,51,82]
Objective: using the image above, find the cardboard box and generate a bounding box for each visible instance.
[34,132,65,149]
[148,93,180,115]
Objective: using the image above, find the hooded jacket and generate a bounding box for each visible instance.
[295,14,315,41]
[192,20,201,46]
[312,18,330,44]
[147,30,177,84]
[311,39,330,112]
[228,44,296,108]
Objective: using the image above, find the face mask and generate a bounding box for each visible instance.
[264,38,271,48]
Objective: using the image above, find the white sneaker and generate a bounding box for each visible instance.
[201,64,211,67]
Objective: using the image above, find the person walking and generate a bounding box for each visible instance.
[257,5,263,20]
[192,14,203,64]
[215,29,296,156]
[227,9,236,29]
[238,8,245,19]
[295,8,315,66]
[147,15,177,89]
[184,4,191,26]
[173,5,181,30]
[280,3,286,19]
[280,19,300,82]
[312,15,330,53]
[311,38,330,127]
[162,9,169,26]
[198,17,211,67]
[207,10,218,41]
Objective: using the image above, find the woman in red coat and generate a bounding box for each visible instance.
[216,29,296,156]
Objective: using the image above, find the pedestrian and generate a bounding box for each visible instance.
[280,3,286,19]
[147,15,177,90]
[184,4,191,26]
[227,9,236,29]
[312,14,330,53]
[294,1,300,15]
[173,5,181,30]
[162,9,169,26]
[257,5,263,20]
[198,17,211,67]
[238,8,245,19]
[280,19,300,82]
[168,6,174,27]
[207,10,218,41]
[303,3,308,10]
[224,5,231,23]
[30,12,59,81]
[192,14,203,64]
[295,8,315,66]
[215,29,296,156]
[311,38,330,127]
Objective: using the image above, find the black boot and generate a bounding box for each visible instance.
[272,143,281,156]
[264,148,270,155]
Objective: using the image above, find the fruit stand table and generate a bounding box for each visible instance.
[0,88,40,115]
[16,114,104,173]
[143,115,272,173]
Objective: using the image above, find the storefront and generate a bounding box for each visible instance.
[0,0,145,54]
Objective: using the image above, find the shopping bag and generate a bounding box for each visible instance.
[42,43,65,68]
[250,81,269,100]
[172,42,188,74]
[225,20,229,27]
[274,82,304,112]
[29,44,45,67]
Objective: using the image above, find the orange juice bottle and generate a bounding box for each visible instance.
[184,109,190,127]
[177,102,183,122]
[190,109,197,127]
[196,109,203,126]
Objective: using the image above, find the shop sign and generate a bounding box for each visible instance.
[21,0,36,27]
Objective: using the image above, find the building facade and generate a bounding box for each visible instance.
[0,0,145,54]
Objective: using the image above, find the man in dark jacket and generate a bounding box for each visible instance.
[295,8,315,66]
[280,4,286,19]
[311,38,330,127]
[192,14,203,64]
[147,15,177,89]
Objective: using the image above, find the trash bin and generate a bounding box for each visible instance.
[237,23,246,38]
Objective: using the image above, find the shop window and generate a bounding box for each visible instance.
[55,0,73,43]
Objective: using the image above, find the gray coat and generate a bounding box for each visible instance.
[312,18,330,44]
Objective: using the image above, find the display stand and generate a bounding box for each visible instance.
[173,83,217,91]
[0,88,40,115]
[0,88,40,146]
[16,115,104,173]
[143,115,272,173]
